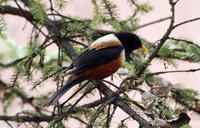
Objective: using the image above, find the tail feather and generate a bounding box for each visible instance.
[43,76,86,107]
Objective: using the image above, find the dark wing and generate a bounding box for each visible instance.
[67,45,124,75]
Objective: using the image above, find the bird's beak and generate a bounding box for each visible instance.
[139,45,148,51]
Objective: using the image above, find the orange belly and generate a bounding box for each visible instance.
[77,56,123,80]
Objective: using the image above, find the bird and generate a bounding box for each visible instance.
[44,32,148,106]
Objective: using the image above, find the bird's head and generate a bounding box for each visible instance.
[115,32,148,61]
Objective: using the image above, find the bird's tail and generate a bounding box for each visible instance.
[43,76,86,107]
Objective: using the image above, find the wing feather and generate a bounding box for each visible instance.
[67,45,124,75]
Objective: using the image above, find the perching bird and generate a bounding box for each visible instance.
[44,32,148,106]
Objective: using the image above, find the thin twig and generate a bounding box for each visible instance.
[60,81,90,107]
[106,105,111,128]
[5,121,14,128]
[147,68,200,76]
[128,0,139,8]
[58,86,96,120]
[86,97,116,128]
[173,17,200,29]
[137,16,171,29]
[121,116,131,127]
[0,57,26,68]
[71,115,87,125]
[0,80,41,111]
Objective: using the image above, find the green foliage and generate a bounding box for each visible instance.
[123,62,135,75]
[91,0,102,24]
[157,44,178,67]
[101,0,124,32]
[92,11,107,28]
[1,40,40,83]
[29,0,48,24]
[145,71,154,85]
[0,17,6,39]
[67,21,89,35]
[35,91,54,105]
[167,39,200,62]
[34,65,63,88]
[26,43,41,55]
[1,37,25,60]
[75,106,93,115]
[127,51,147,75]
[82,81,95,95]
[101,0,119,18]
[136,3,153,13]
[1,0,200,127]
[55,0,68,10]
[47,119,63,128]
[0,0,8,8]
[156,39,200,67]
[13,58,33,82]
[161,107,173,119]
[112,20,123,32]
[2,90,15,114]
[187,44,200,62]
[180,124,192,128]
[122,94,141,108]
[174,88,198,101]
[127,0,153,14]
[121,18,140,31]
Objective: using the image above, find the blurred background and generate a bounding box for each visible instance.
[1,0,200,127]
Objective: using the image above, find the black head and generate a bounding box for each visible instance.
[115,32,143,61]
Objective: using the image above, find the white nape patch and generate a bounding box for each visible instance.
[91,34,119,46]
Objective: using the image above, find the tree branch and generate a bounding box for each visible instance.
[96,82,151,127]
[173,17,200,29]
[86,97,116,128]
[0,5,77,60]
[115,99,151,128]
[0,6,33,21]
[0,80,41,111]
[137,16,171,29]
[137,0,176,76]
[147,68,200,76]
[0,57,26,68]
[172,89,200,115]
[0,115,53,122]
[168,37,200,49]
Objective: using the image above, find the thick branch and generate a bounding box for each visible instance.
[0,5,33,22]
[115,99,150,128]
[0,115,53,122]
